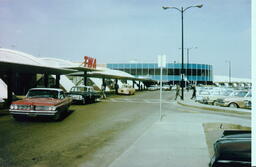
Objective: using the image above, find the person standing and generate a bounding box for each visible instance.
[101,84,106,99]
[175,84,180,100]
[191,85,196,99]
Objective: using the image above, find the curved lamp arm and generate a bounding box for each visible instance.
[162,6,181,12]
[184,4,203,12]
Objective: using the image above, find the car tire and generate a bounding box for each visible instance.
[213,101,217,106]
[53,111,62,121]
[91,97,95,103]
[229,103,238,108]
[82,98,87,105]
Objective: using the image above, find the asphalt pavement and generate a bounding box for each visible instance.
[0,90,251,167]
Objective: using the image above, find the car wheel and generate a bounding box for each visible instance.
[13,115,25,121]
[53,111,62,121]
[229,103,238,108]
[91,97,95,103]
[213,101,217,106]
[82,98,87,105]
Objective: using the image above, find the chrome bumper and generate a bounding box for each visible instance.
[10,109,57,116]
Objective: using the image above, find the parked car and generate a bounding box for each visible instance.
[209,130,251,167]
[215,90,251,109]
[162,85,171,91]
[9,88,72,121]
[148,85,158,91]
[196,89,211,103]
[203,89,234,105]
[67,86,101,104]
[118,84,135,95]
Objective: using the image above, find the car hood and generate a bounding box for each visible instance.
[12,98,63,106]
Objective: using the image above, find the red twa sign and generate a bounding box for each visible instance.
[84,56,96,68]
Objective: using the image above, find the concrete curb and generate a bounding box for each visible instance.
[177,100,251,116]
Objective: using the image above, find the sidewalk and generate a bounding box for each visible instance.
[108,115,209,167]
[107,91,251,167]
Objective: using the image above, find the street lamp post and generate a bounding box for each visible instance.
[179,47,197,85]
[163,4,202,100]
[226,60,231,84]
[186,47,197,83]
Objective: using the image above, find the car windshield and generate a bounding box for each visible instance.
[71,87,88,92]
[246,92,251,97]
[27,90,59,99]
[221,90,233,96]
[234,91,248,97]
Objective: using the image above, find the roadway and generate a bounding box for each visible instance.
[0,91,251,167]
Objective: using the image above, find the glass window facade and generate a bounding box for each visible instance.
[106,63,213,83]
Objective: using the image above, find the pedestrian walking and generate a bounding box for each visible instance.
[101,84,106,99]
[175,84,180,100]
[191,85,196,99]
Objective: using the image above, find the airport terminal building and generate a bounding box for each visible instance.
[107,63,213,84]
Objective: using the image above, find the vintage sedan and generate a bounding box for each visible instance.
[209,130,251,167]
[215,90,251,109]
[203,89,234,105]
[9,88,72,121]
[67,86,101,104]
[118,84,135,95]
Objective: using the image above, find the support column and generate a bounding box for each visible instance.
[132,80,135,88]
[55,74,60,88]
[7,71,15,105]
[102,78,106,87]
[115,78,118,94]
[83,71,87,86]
[44,73,49,88]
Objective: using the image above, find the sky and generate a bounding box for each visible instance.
[0,0,251,78]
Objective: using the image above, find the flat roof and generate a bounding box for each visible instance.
[0,61,75,75]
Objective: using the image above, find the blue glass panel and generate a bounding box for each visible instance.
[167,64,172,68]
[173,63,181,69]
[111,64,117,69]
[143,64,149,68]
[191,64,196,69]
[148,64,155,68]
[131,64,136,68]
[124,64,130,69]
[137,64,142,68]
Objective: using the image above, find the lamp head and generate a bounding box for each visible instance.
[162,6,170,10]
[195,4,203,8]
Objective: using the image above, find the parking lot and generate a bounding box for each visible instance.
[0,90,251,167]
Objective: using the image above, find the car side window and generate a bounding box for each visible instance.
[59,91,65,99]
